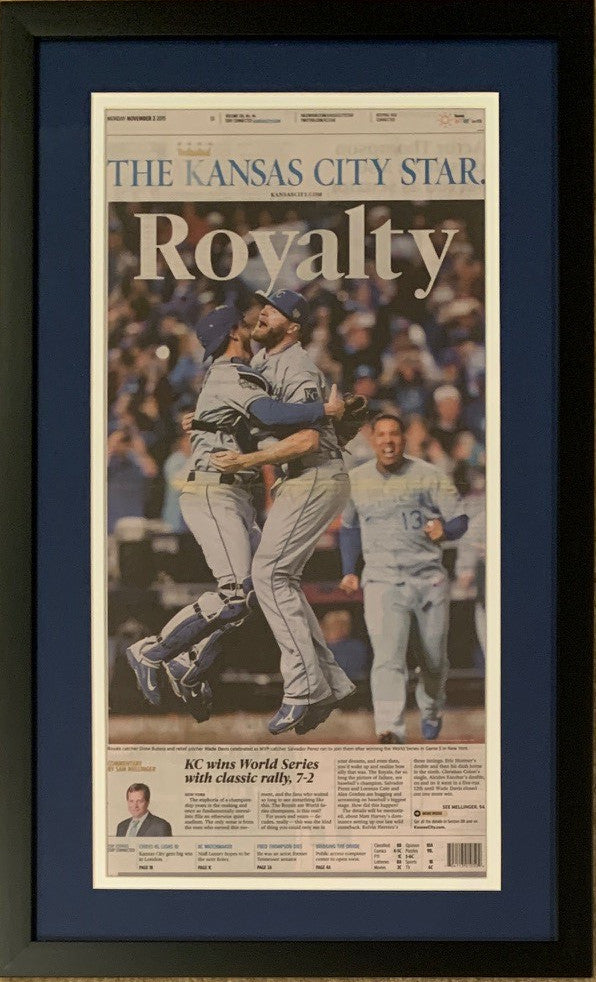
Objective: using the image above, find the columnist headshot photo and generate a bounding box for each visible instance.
[116,782,172,837]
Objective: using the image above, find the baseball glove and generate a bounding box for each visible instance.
[334,393,369,448]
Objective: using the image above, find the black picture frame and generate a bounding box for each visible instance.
[0,1,593,976]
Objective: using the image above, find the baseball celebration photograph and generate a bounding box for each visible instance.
[107,195,486,747]
[95,95,496,884]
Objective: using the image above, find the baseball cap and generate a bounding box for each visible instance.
[196,304,242,361]
[254,289,310,326]
[433,384,461,404]
[354,364,378,381]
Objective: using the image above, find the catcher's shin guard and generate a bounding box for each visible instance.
[165,631,224,698]
[165,649,214,724]
[137,581,258,667]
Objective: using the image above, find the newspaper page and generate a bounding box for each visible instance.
[91,93,500,890]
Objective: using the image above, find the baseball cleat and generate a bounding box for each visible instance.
[186,631,223,678]
[295,682,357,736]
[126,642,161,706]
[295,696,338,735]
[165,652,213,724]
[165,634,221,700]
[421,717,443,740]
[268,703,309,735]
[182,680,213,724]
[127,636,162,665]
[379,731,405,744]
[164,652,192,700]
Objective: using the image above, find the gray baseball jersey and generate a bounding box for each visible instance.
[342,455,465,583]
[178,357,270,591]
[342,456,466,739]
[251,342,343,470]
[454,499,486,577]
[251,342,353,707]
[188,357,270,482]
[455,501,486,656]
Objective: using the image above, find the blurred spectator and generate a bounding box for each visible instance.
[437,348,465,389]
[338,310,382,382]
[455,504,486,669]
[391,352,429,416]
[405,414,447,468]
[181,202,210,247]
[107,426,158,533]
[407,323,441,381]
[305,304,343,384]
[133,392,176,468]
[429,384,466,457]
[452,329,486,399]
[320,610,370,682]
[352,364,392,415]
[159,284,202,328]
[452,430,486,469]
[167,328,203,406]
[438,298,484,349]
[462,370,486,442]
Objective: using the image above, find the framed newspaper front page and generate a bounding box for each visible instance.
[0,1,592,977]
[92,90,500,892]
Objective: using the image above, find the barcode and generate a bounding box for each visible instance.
[447,842,483,867]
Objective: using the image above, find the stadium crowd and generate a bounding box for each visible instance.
[107,199,488,696]
[107,198,486,542]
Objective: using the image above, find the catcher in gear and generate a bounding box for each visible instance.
[127,303,347,724]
